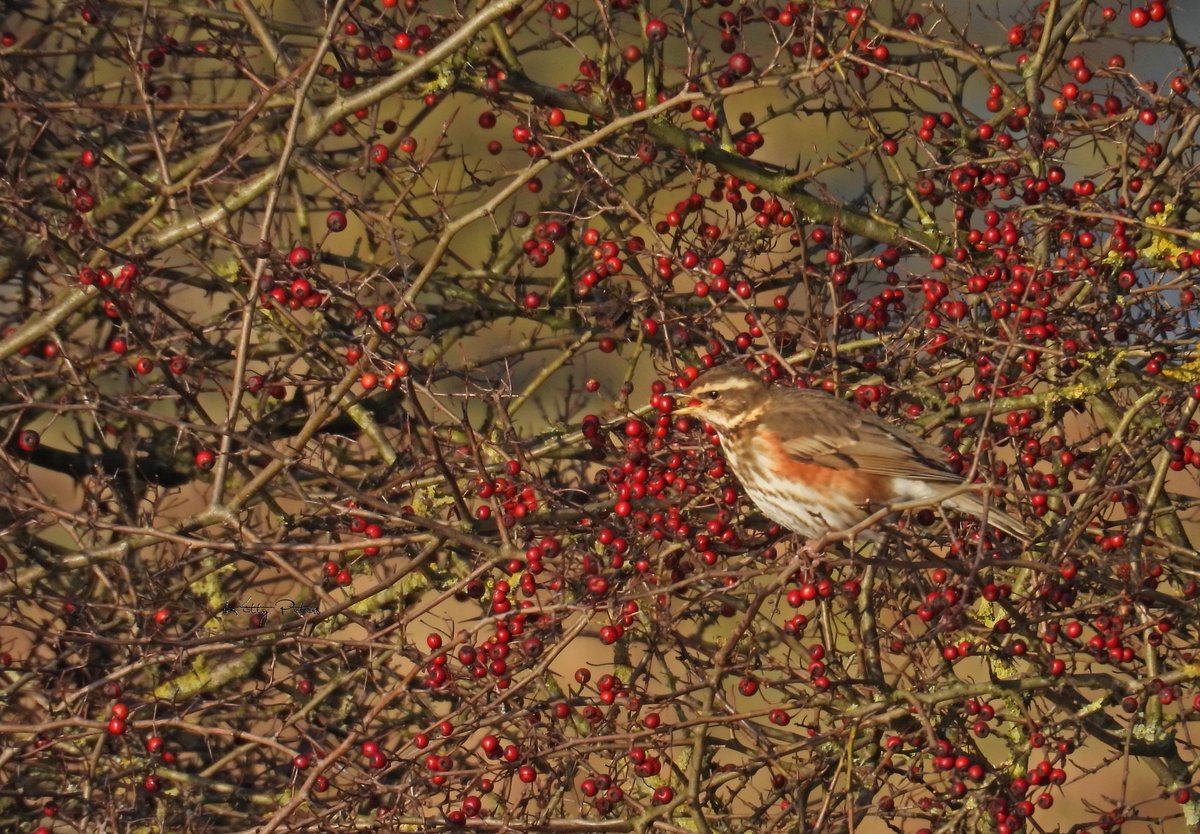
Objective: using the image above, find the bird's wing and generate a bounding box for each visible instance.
[768,390,962,483]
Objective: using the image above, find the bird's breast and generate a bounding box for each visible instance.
[716,427,885,538]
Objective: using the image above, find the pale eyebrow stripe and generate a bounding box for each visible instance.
[702,379,755,393]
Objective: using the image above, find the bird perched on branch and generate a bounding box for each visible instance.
[674,364,1031,545]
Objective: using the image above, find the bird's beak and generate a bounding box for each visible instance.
[673,399,701,416]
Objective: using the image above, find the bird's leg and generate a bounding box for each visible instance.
[869,529,892,563]
[936,504,962,547]
[791,536,824,562]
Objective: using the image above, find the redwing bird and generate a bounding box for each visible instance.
[674,365,1031,543]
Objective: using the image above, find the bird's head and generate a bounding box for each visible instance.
[674,366,768,432]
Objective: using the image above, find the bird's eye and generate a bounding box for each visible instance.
[705,391,720,400]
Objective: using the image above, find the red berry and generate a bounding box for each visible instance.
[728,52,753,76]
[288,246,312,268]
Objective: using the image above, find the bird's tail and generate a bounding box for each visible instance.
[946,492,1032,542]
